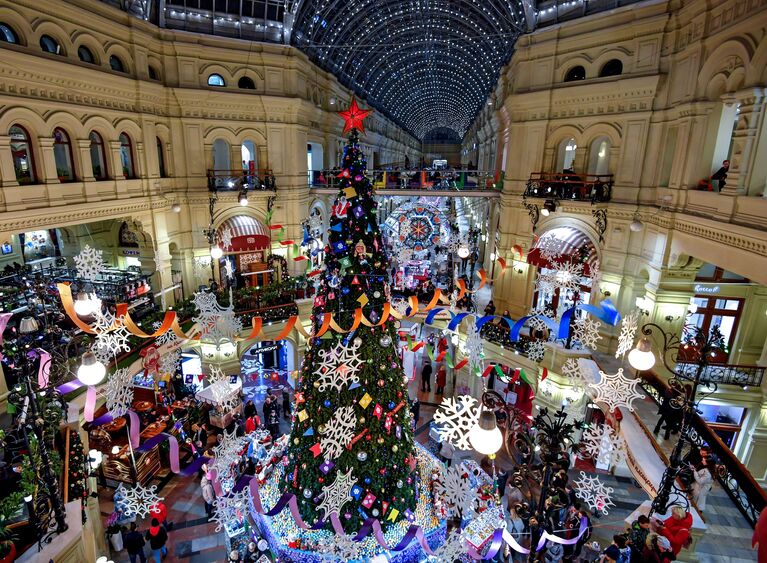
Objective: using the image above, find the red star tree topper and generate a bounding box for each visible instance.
[338,97,372,133]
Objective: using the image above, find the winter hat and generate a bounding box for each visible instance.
[604,545,621,560]
[149,517,161,536]
[657,535,672,550]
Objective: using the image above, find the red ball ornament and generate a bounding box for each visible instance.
[365,434,372,441]
[318,477,324,483]
[377,379,385,387]
[379,468,386,475]
[397,391,402,398]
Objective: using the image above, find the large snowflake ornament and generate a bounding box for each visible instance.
[315,533,362,561]
[73,244,105,281]
[316,468,356,521]
[211,488,250,532]
[193,290,243,348]
[573,471,615,514]
[526,340,547,363]
[428,530,468,563]
[105,367,134,417]
[464,325,484,375]
[91,309,116,333]
[210,428,250,485]
[219,226,234,250]
[433,395,480,451]
[159,348,181,375]
[93,316,131,359]
[588,368,643,412]
[573,317,602,350]
[615,310,640,358]
[434,466,473,518]
[587,261,601,286]
[117,483,163,519]
[528,307,554,333]
[561,358,595,390]
[92,342,113,365]
[308,211,324,238]
[320,405,356,459]
[538,236,564,261]
[152,321,180,347]
[538,262,584,293]
[580,423,627,467]
[314,340,363,392]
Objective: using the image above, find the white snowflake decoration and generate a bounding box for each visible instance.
[528,307,554,333]
[588,368,643,412]
[210,428,250,486]
[105,367,134,417]
[308,212,324,238]
[538,262,583,293]
[209,379,241,412]
[320,405,356,459]
[73,244,105,281]
[91,309,115,333]
[447,234,468,255]
[208,364,226,385]
[192,290,243,348]
[315,533,361,561]
[117,483,163,519]
[219,226,233,250]
[398,218,412,239]
[434,466,473,518]
[449,289,459,312]
[526,340,547,363]
[561,358,595,390]
[464,325,484,375]
[152,321,180,347]
[211,488,250,532]
[223,257,234,280]
[580,423,627,467]
[615,310,639,358]
[193,256,212,283]
[316,467,356,521]
[538,236,564,261]
[94,316,131,359]
[92,342,113,365]
[429,530,468,563]
[573,317,602,350]
[159,348,181,375]
[314,340,363,392]
[397,246,413,264]
[433,395,479,451]
[587,261,601,286]
[573,471,615,514]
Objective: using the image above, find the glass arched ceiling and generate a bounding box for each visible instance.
[291,0,529,140]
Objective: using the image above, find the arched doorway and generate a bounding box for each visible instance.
[215,215,270,288]
[240,339,297,402]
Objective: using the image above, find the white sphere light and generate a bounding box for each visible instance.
[628,337,656,371]
[239,194,249,206]
[74,291,96,317]
[77,351,106,386]
[171,203,182,213]
[469,409,503,456]
[457,245,470,259]
[210,246,224,259]
[630,218,644,232]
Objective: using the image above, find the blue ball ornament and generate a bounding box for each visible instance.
[324,399,331,408]
[388,402,395,409]
[364,477,371,484]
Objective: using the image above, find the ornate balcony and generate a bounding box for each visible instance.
[207,169,276,192]
[675,362,764,388]
[524,172,613,203]
[309,169,501,196]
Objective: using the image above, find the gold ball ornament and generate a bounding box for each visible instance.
[392,445,398,452]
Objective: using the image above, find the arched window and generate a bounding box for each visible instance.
[238,76,255,89]
[588,137,611,175]
[39,34,61,55]
[89,131,108,180]
[156,137,166,177]
[564,65,586,82]
[53,128,75,181]
[119,132,135,179]
[77,45,95,64]
[556,138,578,172]
[0,23,19,44]
[599,59,623,78]
[207,74,226,87]
[148,65,160,80]
[109,55,125,73]
[9,125,35,184]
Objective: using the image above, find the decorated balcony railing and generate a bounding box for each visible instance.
[641,371,767,527]
[675,362,765,388]
[207,169,276,192]
[309,169,501,192]
[524,172,612,202]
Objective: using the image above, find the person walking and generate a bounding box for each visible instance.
[436,363,447,395]
[145,518,168,561]
[653,387,677,440]
[201,475,215,519]
[410,397,420,429]
[266,396,281,439]
[690,458,714,511]
[191,423,207,455]
[421,360,433,393]
[125,522,147,563]
[282,388,291,419]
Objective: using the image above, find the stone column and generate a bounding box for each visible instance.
[0,135,19,187]
[38,137,62,184]
[135,141,146,179]
[723,87,766,195]
[109,140,124,180]
[76,139,96,182]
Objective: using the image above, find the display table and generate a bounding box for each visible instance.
[196,376,243,429]
[103,417,126,434]
[140,420,167,440]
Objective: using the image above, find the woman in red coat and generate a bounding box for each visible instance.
[436,364,447,395]
[657,505,692,555]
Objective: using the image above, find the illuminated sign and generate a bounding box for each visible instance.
[694,284,720,294]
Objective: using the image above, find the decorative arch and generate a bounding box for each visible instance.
[235,127,268,146]
[46,111,87,139]
[30,20,72,57]
[233,66,264,82]
[203,126,239,145]
[104,42,133,74]
[0,106,48,138]
[581,123,622,148]
[531,219,602,271]
[200,64,235,87]
[214,213,270,252]
[71,31,104,66]
[747,35,767,85]
[696,39,753,99]
[112,117,143,141]
[0,6,32,46]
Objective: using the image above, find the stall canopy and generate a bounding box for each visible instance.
[527,226,598,275]
[217,215,270,252]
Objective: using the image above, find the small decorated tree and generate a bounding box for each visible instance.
[281,99,417,531]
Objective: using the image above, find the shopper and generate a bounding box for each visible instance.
[627,514,651,561]
[690,458,715,511]
[192,423,207,453]
[125,522,147,563]
[282,387,291,419]
[145,518,168,561]
[420,359,432,392]
[201,474,215,518]
[410,397,420,429]
[436,364,447,395]
[439,439,455,467]
[245,412,260,434]
[642,534,675,563]
[244,399,257,420]
[656,505,692,555]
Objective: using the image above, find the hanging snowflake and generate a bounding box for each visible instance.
[398,217,412,239]
[308,212,324,238]
[561,358,595,390]
[92,342,113,365]
[526,340,547,363]
[615,310,640,358]
[152,321,180,347]
[587,261,601,286]
[538,262,583,293]
[105,367,134,417]
[573,317,602,350]
[159,349,181,375]
[538,236,564,261]
[447,233,468,255]
[219,226,234,250]
[573,471,615,514]
[580,423,627,467]
[397,246,413,264]
[449,289,459,312]
[223,257,234,280]
[193,256,212,283]
[316,467,356,521]
[434,466,473,518]
[94,317,131,359]
[211,488,250,532]
[314,340,363,392]
[208,364,226,385]
[193,290,243,348]
[433,395,480,451]
[464,325,484,375]
[91,309,115,334]
[315,533,362,561]
[117,483,163,519]
[528,307,554,333]
[210,428,250,484]
[588,368,643,412]
[428,530,468,562]
[73,244,105,281]
[320,405,356,459]
[209,379,241,412]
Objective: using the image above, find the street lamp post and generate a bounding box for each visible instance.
[628,322,724,515]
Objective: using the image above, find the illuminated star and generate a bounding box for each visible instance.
[338,98,372,133]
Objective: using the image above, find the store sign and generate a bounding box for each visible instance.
[694,284,720,294]
[122,249,140,256]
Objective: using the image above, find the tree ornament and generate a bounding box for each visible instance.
[316,468,356,520]
[314,339,363,393]
[338,98,372,133]
[434,466,473,517]
[320,406,356,459]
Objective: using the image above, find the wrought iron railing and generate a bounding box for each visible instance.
[641,371,767,527]
[675,362,764,387]
[309,169,501,192]
[524,172,612,202]
[207,169,276,191]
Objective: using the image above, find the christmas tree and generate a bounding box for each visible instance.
[282,99,417,532]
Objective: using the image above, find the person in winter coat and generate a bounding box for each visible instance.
[627,514,651,561]
[421,360,433,392]
[690,458,715,511]
[642,534,676,563]
[145,518,168,561]
[245,413,260,434]
[125,522,147,563]
[436,364,447,395]
[656,506,692,555]
[282,388,291,419]
[201,475,215,518]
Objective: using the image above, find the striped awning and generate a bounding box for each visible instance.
[216,215,270,251]
[528,226,598,273]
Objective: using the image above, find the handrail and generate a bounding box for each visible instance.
[207,169,276,191]
[309,168,501,192]
[641,370,767,527]
[675,361,765,387]
[525,171,613,203]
